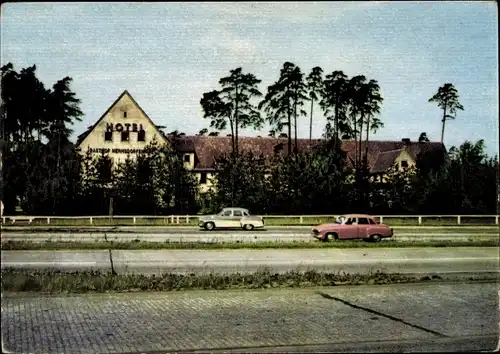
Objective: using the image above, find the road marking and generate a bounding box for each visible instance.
[1,262,97,266]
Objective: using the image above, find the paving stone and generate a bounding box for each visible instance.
[1,283,497,353]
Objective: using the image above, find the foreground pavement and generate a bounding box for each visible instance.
[1,247,498,276]
[1,282,498,353]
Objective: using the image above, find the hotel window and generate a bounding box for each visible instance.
[184,154,191,163]
[200,172,207,184]
[138,130,146,142]
[401,160,408,168]
[121,131,130,142]
[104,131,113,141]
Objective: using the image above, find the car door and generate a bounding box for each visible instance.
[342,218,358,239]
[356,217,370,239]
[232,209,244,228]
[218,209,233,228]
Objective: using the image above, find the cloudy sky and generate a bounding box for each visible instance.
[1,2,498,156]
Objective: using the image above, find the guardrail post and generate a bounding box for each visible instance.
[418,216,422,225]
[47,217,50,225]
[171,215,174,224]
[133,217,136,225]
[89,217,93,225]
[29,218,33,224]
[186,216,189,223]
[379,216,383,224]
[2,217,5,224]
[457,216,461,225]
[300,216,303,224]
[496,216,498,225]
[176,216,180,224]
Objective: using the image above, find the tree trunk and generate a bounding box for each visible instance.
[287,100,292,156]
[365,115,370,165]
[334,98,340,148]
[235,85,239,156]
[358,112,364,169]
[440,106,447,143]
[309,99,313,143]
[294,100,298,153]
[229,120,235,155]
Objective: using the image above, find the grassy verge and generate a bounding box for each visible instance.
[1,268,444,294]
[2,239,498,251]
[2,216,498,227]
[2,225,499,233]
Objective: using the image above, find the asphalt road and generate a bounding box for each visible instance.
[2,247,498,276]
[2,282,498,353]
[1,227,498,243]
[3,225,499,233]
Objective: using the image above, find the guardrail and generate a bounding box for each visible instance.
[1,214,499,226]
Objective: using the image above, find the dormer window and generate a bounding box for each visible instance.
[184,154,191,163]
[401,160,408,168]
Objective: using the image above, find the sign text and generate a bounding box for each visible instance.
[106,123,145,132]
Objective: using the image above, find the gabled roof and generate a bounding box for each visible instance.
[75,90,169,148]
[371,149,403,173]
[172,136,320,169]
[172,136,445,172]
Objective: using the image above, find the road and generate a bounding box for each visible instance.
[1,282,498,353]
[1,226,498,243]
[1,247,498,276]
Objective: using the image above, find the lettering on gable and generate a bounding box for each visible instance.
[106,123,145,132]
[88,148,144,154]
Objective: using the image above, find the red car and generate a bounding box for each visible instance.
[311,214,393,242]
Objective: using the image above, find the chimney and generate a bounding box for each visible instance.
[402,138,411,145]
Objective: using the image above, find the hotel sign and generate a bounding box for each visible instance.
[88,148,143,154]
[106,123,145,132]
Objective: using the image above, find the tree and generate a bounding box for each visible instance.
[306,66,323,142]
[320,70,349,142]
[210,151,268,212]
[260,62,308,155]
[447,140,496,213]
[200,68,263,156]
[46,77,83,212]
[418,132,430,143]
[346,75,368,169]
[362,79,383,164]
[0,63,82,215]
[429,83,464,144]
[198,128,208,136]
[265,138,347,214]
[381,164,418,213]
[290,66,309,151]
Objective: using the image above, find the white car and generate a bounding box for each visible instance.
[198,207,265,231]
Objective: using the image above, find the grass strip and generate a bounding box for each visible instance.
[2,239,498,251]
[1,268,445,294]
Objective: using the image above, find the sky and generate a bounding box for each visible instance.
[1,1,498,156]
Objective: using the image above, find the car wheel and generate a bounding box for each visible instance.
[243,224,254,231]
[324,232,338,242]
[370,234,381,242]
[205,222,215,231]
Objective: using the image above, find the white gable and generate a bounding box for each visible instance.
[77,91,169,165]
